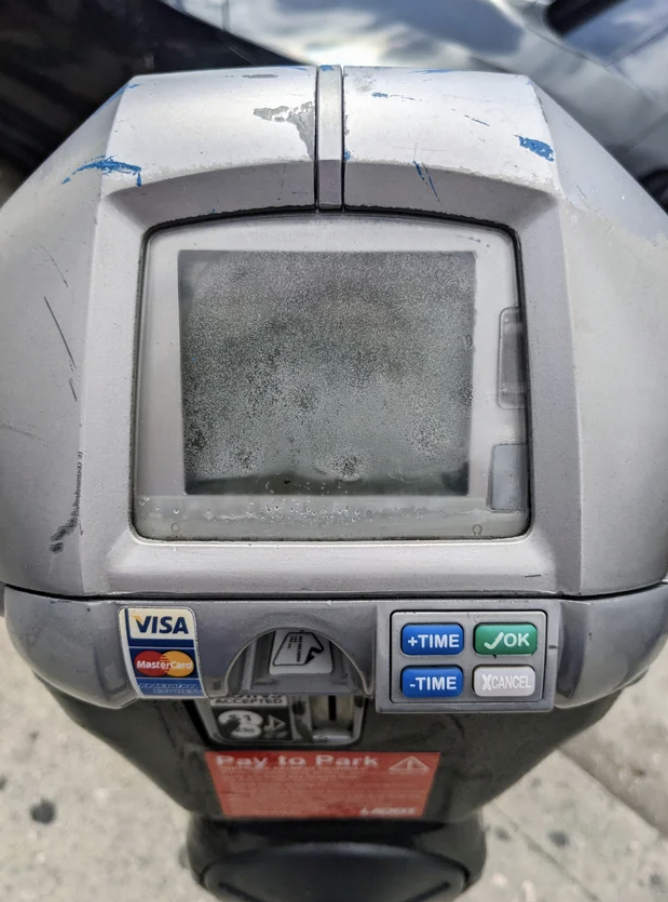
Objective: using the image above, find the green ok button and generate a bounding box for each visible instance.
[474,624,538,656]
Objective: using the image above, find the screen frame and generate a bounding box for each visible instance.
[134,213,527,541]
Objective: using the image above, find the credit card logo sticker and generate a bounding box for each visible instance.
[134,650,195,678]
[120,607,205,699]
[127,608,196,641]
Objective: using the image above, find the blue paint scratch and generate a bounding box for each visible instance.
[412,68,453,74]
[371,91,415,100]
[343,149,352,161]
[62,155,143,187]
[286,65,309,71]
[207,208,217,215]
[99,82,140,110]
[413,161,439,201]
[425,170,438,200]
[516,136,554,161]
[320,64,336,71]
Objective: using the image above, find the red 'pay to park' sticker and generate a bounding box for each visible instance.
[205,750,440,819]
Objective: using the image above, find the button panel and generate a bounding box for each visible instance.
[390,610,547,709]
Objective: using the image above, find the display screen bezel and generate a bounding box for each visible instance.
[134,213,527,541]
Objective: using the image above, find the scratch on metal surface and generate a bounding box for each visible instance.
[50,452,83,554]
[62,156,143,186]
[68,378,78,402]
[254,102,315,158]
[464,115,489,127]
[39,245,69,288]
[516,136,555,162]
[243,73,278,79]
[0,423,45,444]
[413,161,439,201]
[43,297,75,370]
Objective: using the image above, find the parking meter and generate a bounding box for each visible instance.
[2,66,668,902]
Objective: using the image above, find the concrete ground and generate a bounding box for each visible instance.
[2,168,668,900]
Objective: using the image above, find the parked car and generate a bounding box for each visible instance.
[168,0,668,206]
[2,0,667,206]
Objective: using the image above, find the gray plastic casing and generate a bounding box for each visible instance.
[2,67,668,713]
[4,587,668,712]
[2,66,668,599]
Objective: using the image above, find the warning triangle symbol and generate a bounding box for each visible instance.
[389,756,430,773]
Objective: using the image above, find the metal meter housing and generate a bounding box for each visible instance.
[2,67,668,716]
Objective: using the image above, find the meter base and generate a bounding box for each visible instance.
[187,815,485,902]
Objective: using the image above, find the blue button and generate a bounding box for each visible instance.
[401,624,464,656]
[401,668,464,698]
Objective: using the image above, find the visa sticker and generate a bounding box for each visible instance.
[120,607,205,698]
[127,608,196,641]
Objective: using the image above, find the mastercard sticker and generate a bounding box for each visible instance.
[120,607,205,698]
[134,649,196,678]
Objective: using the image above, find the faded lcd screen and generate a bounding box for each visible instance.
[178,251,475,499]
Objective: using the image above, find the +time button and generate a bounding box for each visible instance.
[401,624,464,656]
